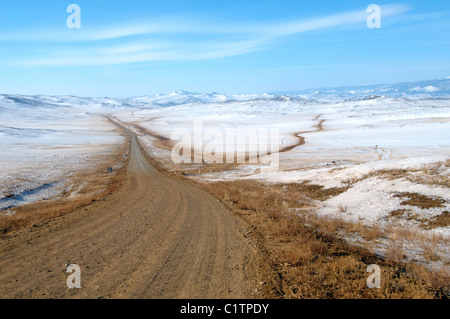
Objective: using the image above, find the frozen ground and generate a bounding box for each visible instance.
[0,95,126,210]
[1,79,449,269]
[112,92,450,270]
[113,97,450,229]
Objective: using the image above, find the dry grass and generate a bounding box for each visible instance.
[385,238,406,263]
[419,240,441,262]
[395,192,446,210]
[389,209,408,219]
[421,211,450,230]
[388,193,449,230]
[359,224,384,242]
[194,179,449,299]
[126,136,450,298]
[0,132,131,235]
[376,162,449,188]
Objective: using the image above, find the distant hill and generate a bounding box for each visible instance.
[274,78,450,102]
[1,78,449,111]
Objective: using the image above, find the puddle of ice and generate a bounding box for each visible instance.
[0,181,61,210]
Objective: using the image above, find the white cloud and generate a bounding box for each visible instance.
[264,4,409,36]
[2,4,410,42]
[410,86,440,93]
[16,39,267,67]
[7,4,411,67]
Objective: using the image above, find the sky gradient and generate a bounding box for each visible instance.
[0,0,449,97]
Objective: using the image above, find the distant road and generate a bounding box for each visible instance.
[0,134,261,298]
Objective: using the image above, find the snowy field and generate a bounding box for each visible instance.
[0,95,126,210]
[114,97,449,233]
[1,79,449,269]
[112,89,450,270]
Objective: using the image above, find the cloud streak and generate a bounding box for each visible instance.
[7,4,410,67]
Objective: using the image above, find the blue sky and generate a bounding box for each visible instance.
[0,0,449,97]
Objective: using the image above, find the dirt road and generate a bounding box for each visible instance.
[0,134,264,299]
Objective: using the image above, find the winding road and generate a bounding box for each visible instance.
[0,134,262,299]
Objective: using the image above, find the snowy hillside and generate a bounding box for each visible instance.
[2,78,450,111]
[1,78,449,214]
[1,78,449,270]
[276,78,450,102]
[127,78,450,106]
[112,90,450,270]
[0,95,125,210]
[127,91,281,107]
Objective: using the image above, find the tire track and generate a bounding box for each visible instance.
[0,133,264,299]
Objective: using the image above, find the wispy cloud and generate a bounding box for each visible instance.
[7,4,411,67]
[16,39,267,67]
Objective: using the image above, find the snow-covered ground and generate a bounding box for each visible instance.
[113,97,450,225]
[1,79,449,269]
[0,95,126,210]
[112,91,450,270]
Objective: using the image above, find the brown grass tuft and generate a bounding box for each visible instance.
[421,211,450,230]
[395,192,446,210]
